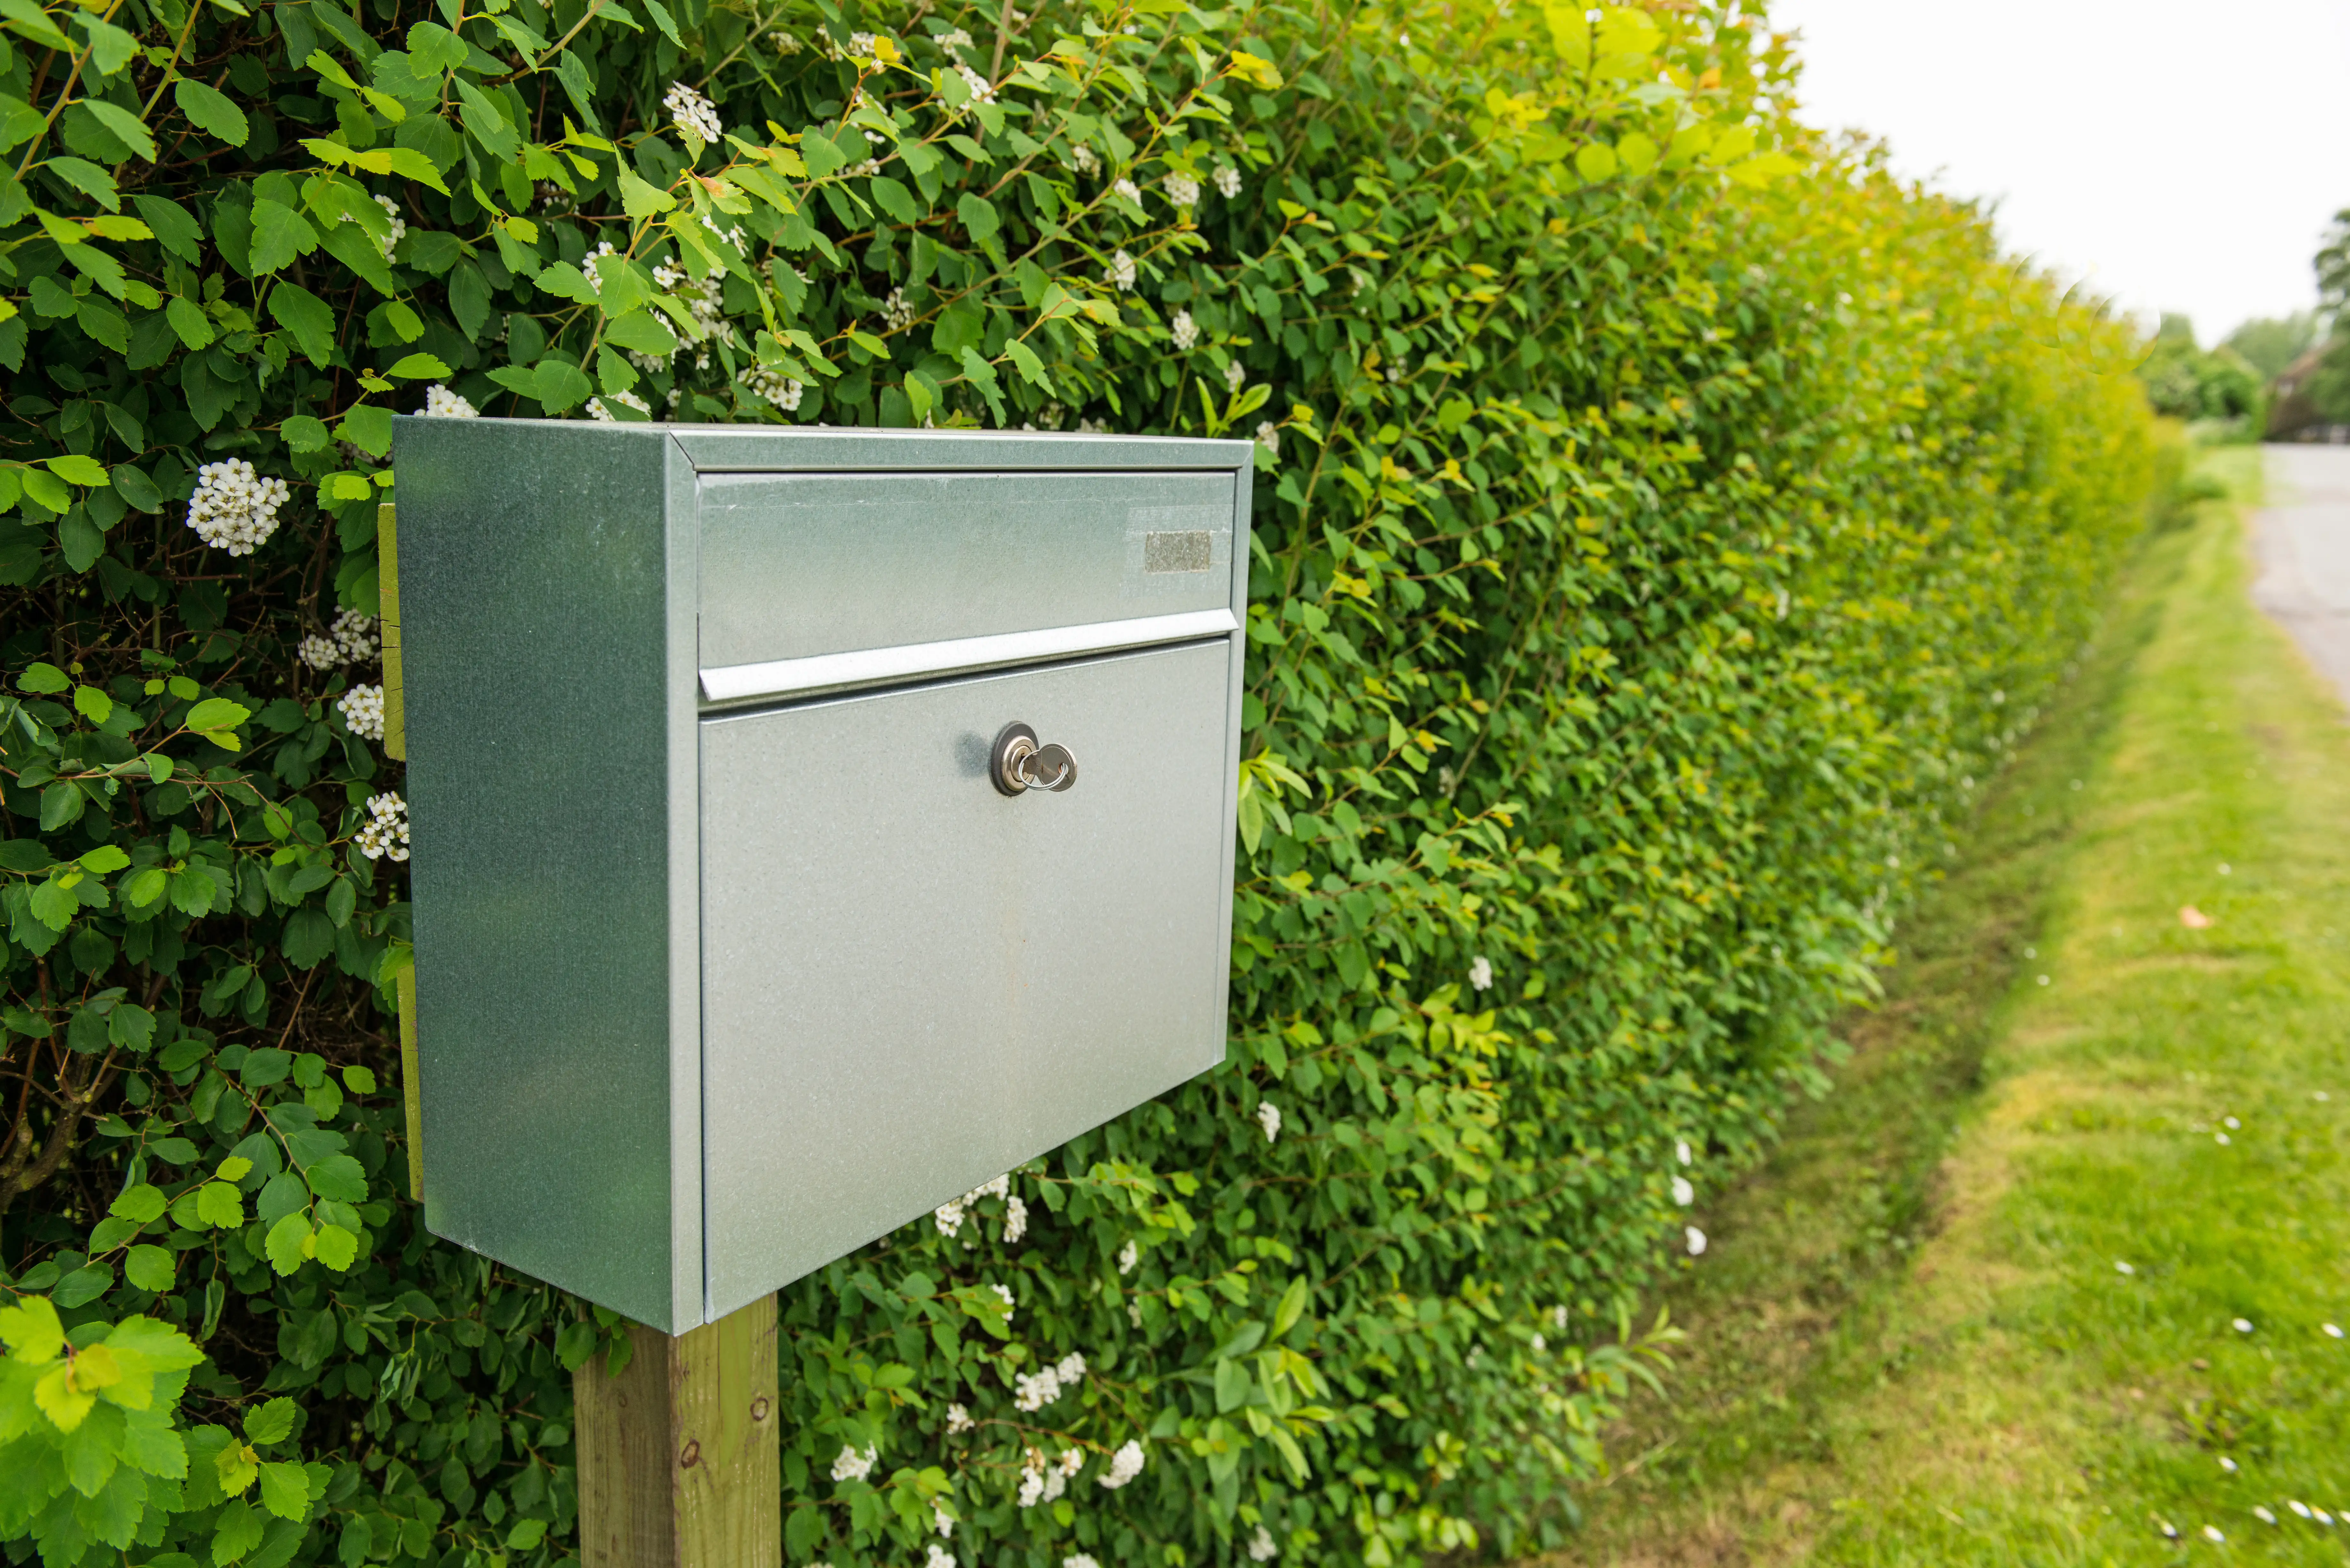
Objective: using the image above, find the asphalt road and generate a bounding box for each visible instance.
[2250,445,2350,709]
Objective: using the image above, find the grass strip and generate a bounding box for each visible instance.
[1541,450,2350,1565]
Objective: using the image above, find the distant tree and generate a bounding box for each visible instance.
[2139,333,2264,424]
[2223,313,2318,381]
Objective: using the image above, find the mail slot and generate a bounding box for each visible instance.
[389,419,1254,1331]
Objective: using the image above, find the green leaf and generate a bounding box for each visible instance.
[79,98,157,161]
[249,199,321,275]
[957,192,1000,244]
[173,77,250,146]
[77,13,138,75]
[268,283,338,368]
[49,155,122,210]
[604,310,678,354]
[184,697,252,734]
[387,352,453,379]
[257,1460,311,1519]
[243,1397,298,1446]
[213,1500,264,1563]
[531,358,594,413]
[164,294,215,350]
[194,1181,244,1229]
[640,0,680,45]
[18,662,69,693]
[312,1223,358,1270]
[113,464,162,512]
[124,1243,176,1292]
[618,168,677,218]
[77,843,128,872]
[283,416,330,454]
[0,1293,65,1360]
[264,1211,312,1275]
[404,19,467,72]
[45,454,111,486]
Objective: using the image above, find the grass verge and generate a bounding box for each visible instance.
[1539,451,2350,1565]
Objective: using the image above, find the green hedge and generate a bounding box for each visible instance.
[0,0,2155,1563]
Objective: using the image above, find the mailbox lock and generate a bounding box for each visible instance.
[991,722,1078,795]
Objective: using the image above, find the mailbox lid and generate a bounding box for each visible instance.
[697,638,1233,1318]
[697,469,1238,690]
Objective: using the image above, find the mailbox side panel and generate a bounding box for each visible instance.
[393,418,698,1331]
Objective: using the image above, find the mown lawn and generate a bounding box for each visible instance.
[1541,449,2350,1565]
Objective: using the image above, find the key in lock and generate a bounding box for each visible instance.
[990,722,1077,795]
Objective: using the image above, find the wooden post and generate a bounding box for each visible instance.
[573,1295,781,1567]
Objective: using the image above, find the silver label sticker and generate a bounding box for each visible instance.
[1143,531,1214,574]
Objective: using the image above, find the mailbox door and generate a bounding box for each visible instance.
[698,638,1232,1317]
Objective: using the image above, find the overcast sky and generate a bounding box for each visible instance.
[1764,0,2350,347]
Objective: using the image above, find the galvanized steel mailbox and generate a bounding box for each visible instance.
[389,419,1253,1332]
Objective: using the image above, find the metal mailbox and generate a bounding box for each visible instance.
[388,419,1254,1332]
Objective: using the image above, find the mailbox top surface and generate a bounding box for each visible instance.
[398,417,1253,474]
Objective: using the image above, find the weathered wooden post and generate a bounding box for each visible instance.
[572,1299,780,1568]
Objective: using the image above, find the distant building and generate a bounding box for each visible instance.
[2266,344,2350,442]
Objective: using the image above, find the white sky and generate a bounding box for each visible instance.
[1763,0,2350,347]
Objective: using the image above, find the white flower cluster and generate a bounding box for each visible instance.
[420,384,478,417]
[1097,1439,1146,1490]
[1111,176,1142,206]
[926,1546,954,1568]
[1224,359,1247,394]
[1468,955,1493,990]
[1117,1239,1138,1275]
[847,29,876,55]
[338,683,385,743]
[932,1499,954,1537]
[1671,1174,1694,1206]
[1170,310,1198,351]
[1066,143,1100,177]
[588,390,652,421]
[830,1443,878,1482]
[370,194,406,262]
[1247,1525,1279,1561]
[956,63,997,105]
[651,261,739,371]
[1677,1139,1694,1165]
[355,792,409,862]
[586,240,619,290]
[1017,1446,1085,1508]
[1013,1352,1087,1412]
[743,364,804,412]
[883,287,918,330]
[772,28,802,52]
[664,80,724,145]
[299,608,379,670]
[1106,250,1136,291]
[1686,1225,1707,1255]
[1255,420,1281,457]
[936,1173,1027,1242]
[1165,172,1200,208]
[945,1403,974,1434]
[1066,1557,1102,1568]
[1215,164,1242,199]
[1256,1101,1281,1143]
[1077,417,1111,434]
[936,26,973,53]
[186,459,291,556]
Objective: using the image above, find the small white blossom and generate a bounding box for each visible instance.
[932,1499,954,1537]
[1676,1140,1693,1165]
[1214,164,1241,199]
[1255,420,1280,456]
[1002,1193,1028,1243]
[1117,1239,1139,1275]
[1247,1525,1278,1561]
[1224,359,1247,394]
[1066,143,1100,176]
[2203,1527,2225,1543]
[936,26,973,53]
[1685,1225,1707,1256]
[2234,1317,2254,1332]
[1078,417,1111,434]
[2328,1323,2345,1338]
[1065,1557,1102,1568]
[1670,1175,1694,1207]
[420,383,477,418]
[664,80,724,145]
[354,792,409,863]
[1107,249,1137,291]
[884,287,918,331]
[935,1198,967,1237]
[2318,1509,2337,1525]
[2220,1457,2237,1473]
[1055,1352,1086,1384]
[186,459,291,556]
[1013,1367,1062,1411]
[992,1282,1015,1320]
[1165,172,1200,209]
[2291,1501,2313,1518]
[299,608,379,671]
[1018,1446,1073,1508]
[1170,309,1198,350]
[588,389,653,422]
[830,1443,877,1483]
[2114,1260,2135,1275]
[927,1546,954,1568]
[847,29,876,56]
[956,62,997,105]
[1127,1299,1142,1327]
[368,193,406,262]
[743,364,805,412]
[771,28,802,52]
[1098,1438,1145,1489]
[338,683,385,743]
[2255,1505,2276,1523]
[1255,1101,1281,1143]
[945,1403,973,1433]
[1468,955,1493,991]
[1551,1304,1569,1330]
[1112,176,1142,206]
